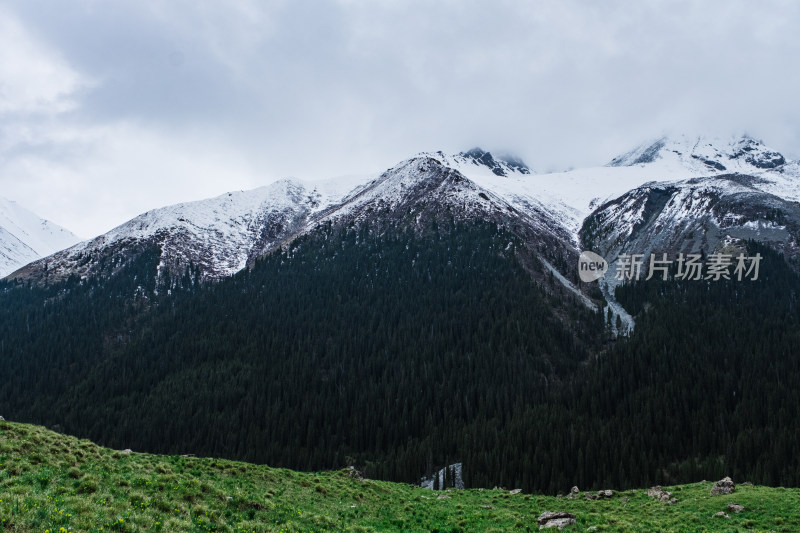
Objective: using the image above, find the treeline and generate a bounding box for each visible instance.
[1,224,800,493]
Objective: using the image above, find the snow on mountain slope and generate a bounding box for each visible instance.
[0,198,80,277]
[750,160,800,202]
[437,136,799,245]
[288,156,593,306]
[609,134,786,172]
[586,135,800,250]
[423,149,604,244]
[97,175,371,272]
[601,134,800,210]
[427,148,532,177]
[428,156,698,245]
[296,155,570,246]
[465,165,674,244]
[7,174,373,283]
[584,171,800,261]
[566,136,799,332]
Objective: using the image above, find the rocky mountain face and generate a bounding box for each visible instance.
[583,136,800,275]
[575,135,800,331]
[0,197,80,278]
[582,175,800,264]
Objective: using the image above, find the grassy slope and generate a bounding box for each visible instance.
[1,421,799,532]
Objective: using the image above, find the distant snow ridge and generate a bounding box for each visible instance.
[608,134,786,173]
[0,197,80,277]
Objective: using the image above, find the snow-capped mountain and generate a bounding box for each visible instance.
[580,136,800,259]
[7,136,800,322]
[569,136,800,331]
[435,136,797,244]
[8,176,370,283]
[296,155,574,257]
[582,175,800,260]
[268,154,593,306]
[7,150,591,305]
[609,134,786,172]
[0,198,80,277]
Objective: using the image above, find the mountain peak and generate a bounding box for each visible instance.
[458,147,532,176]
[608,134,786,173]
[424,148,532,177]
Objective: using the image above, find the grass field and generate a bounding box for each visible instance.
[1,420,798,532]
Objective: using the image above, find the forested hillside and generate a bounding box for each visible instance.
[2,222,799,493]
[0,221,603,491]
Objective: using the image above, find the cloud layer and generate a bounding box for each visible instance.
[2,0,799,236]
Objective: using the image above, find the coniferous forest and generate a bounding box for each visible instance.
[1,220,799,494]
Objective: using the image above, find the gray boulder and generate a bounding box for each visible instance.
[646,486,673,502]
[538,511,577,530]
[710,477,735,496]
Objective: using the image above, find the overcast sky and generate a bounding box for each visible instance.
[2,0,799,237]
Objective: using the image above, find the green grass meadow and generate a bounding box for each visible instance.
[1,420,798,532]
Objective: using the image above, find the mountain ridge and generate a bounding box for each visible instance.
[0,197,80,277]
[608,134,787,173]
[6,175,370,283]
[6,136,800,299]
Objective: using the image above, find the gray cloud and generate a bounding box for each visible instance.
[2,0,799,236]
